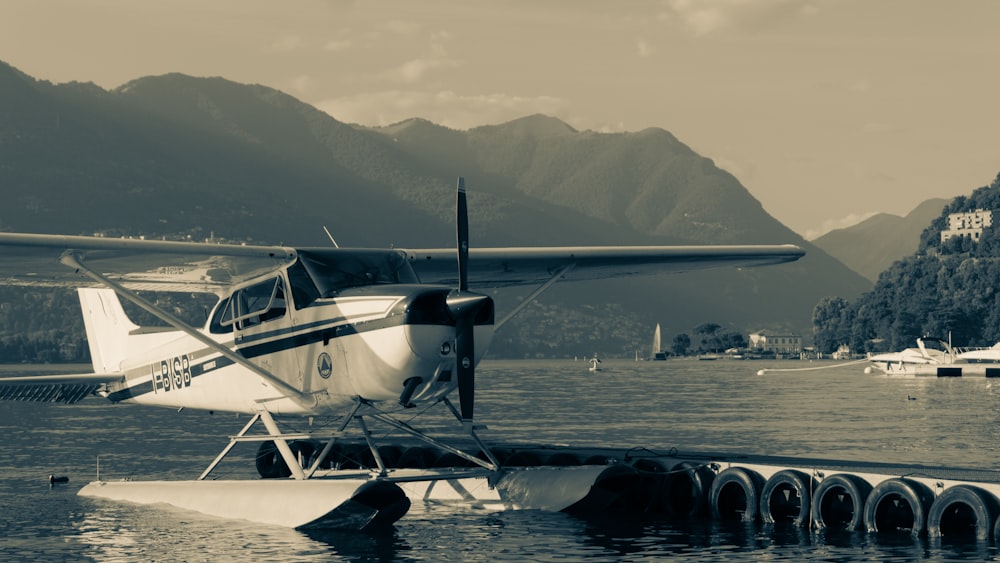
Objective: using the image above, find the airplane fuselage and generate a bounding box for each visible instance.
[98,250,494,416]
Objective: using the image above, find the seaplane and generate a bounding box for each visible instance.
[0,178,804,531]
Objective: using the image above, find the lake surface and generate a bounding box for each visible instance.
[4,358,1000,561]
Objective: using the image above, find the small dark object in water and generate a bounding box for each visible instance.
[907,395,917,401]
[48,475,69,485]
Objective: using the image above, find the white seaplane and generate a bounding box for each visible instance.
[0,178,804,530]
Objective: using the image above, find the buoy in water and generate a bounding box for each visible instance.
[49,475,69,485]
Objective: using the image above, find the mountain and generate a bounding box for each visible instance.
[812,199,950,282]
[0,61,872,358]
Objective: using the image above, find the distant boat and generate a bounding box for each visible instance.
[588,354,602,372]
[865,336,958,375]
[865,336,1000,376]
[651,323,667,361]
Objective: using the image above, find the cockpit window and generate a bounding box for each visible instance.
[209,276,286,332]
[286,260,320,310]
[297,249,418,298]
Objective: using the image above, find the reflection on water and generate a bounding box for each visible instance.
[3,359,1000,561]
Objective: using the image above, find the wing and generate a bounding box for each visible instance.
[0,233,297,293]
[0,373,124,404]
[403,245,806,287]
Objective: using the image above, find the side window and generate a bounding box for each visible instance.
[209,277,286,332]
[208,295,235,334]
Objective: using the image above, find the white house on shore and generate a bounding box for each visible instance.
[748,330,802,355]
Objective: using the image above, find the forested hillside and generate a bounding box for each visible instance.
[0,61,871,360]
[813,173,1000,353]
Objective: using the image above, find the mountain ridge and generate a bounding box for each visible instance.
[813,199,949,281]
[0,62,872,357]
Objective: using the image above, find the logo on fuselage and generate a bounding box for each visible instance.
[317,352,333,379]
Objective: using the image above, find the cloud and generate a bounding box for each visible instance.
[803,211,879,241]
[394,57,461,83]
[664,0,813,36]
[323,39,353,52]
[636,38,655,57]
[378,28,460,83]
[315,90,565,130]
[266,35,308,53]
[287,74,313,95]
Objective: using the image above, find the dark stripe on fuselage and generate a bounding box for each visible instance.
[235,313,411,361]
[107,354,238,403]
[107,311,450,403]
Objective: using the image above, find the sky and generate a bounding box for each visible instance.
[2,0,999,240]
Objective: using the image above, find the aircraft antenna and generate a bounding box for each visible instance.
[322,226,340,248]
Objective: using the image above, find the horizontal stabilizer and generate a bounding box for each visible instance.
[0,373,122,404]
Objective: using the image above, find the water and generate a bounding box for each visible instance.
[4,358,1000,561]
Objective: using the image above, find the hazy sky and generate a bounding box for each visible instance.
[3,0,998,239]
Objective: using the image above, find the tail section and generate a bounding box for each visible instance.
[78,288,140,373]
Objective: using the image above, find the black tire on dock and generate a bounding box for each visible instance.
[255,440,312,478]
[434,451,476,467]
[293,440,316,469]
[760,469,814,526]
[563,464,640,513]
[810,473,872,531]
[546,453,581,466]
[863,478,934,536]
[631,458,669,473]
[337,444,371,469]
[397,447,438,469]
[927,485,999,540]
[505,451,544,467]
[584,454,613,465]
[376,445,404,468]
[318,442,343,470]
[709,467,765,522]
[666,461,714,518]
[255,440,287,479]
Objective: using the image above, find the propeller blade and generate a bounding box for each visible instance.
[454,307,475,431]
[457,177,469,292]
[447,293,491,430]
[454,176,476,431]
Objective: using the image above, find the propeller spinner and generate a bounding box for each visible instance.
[446,177,492,433]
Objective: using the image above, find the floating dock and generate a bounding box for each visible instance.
[867,364,1000,377]
[315,440,1000,540]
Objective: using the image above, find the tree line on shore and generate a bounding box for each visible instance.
[812,175,1000,355]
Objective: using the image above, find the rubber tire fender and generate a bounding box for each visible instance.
[666,461,714,518]
[810,473,873,531]
[926,484,999,540]
[255,440,312,478]
[397,447,438,469]
[255,440,287,479]
[760,469,814,526]
[709,466,765,522]
[863,477,934,536]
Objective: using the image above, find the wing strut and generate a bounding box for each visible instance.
[494,263,576,331]
[59,252,311,406]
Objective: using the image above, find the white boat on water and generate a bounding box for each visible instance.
[588,354,603,372]
[956,342,1000,363]
[865,337,1000,377]
[865,337,958,375]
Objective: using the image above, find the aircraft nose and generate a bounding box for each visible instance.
[401,289,494,327]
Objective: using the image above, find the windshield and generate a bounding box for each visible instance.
[296,249,419,299]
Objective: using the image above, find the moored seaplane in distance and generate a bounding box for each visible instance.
[0,178,804,531]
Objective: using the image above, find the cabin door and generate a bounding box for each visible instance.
[229,275,304,391]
